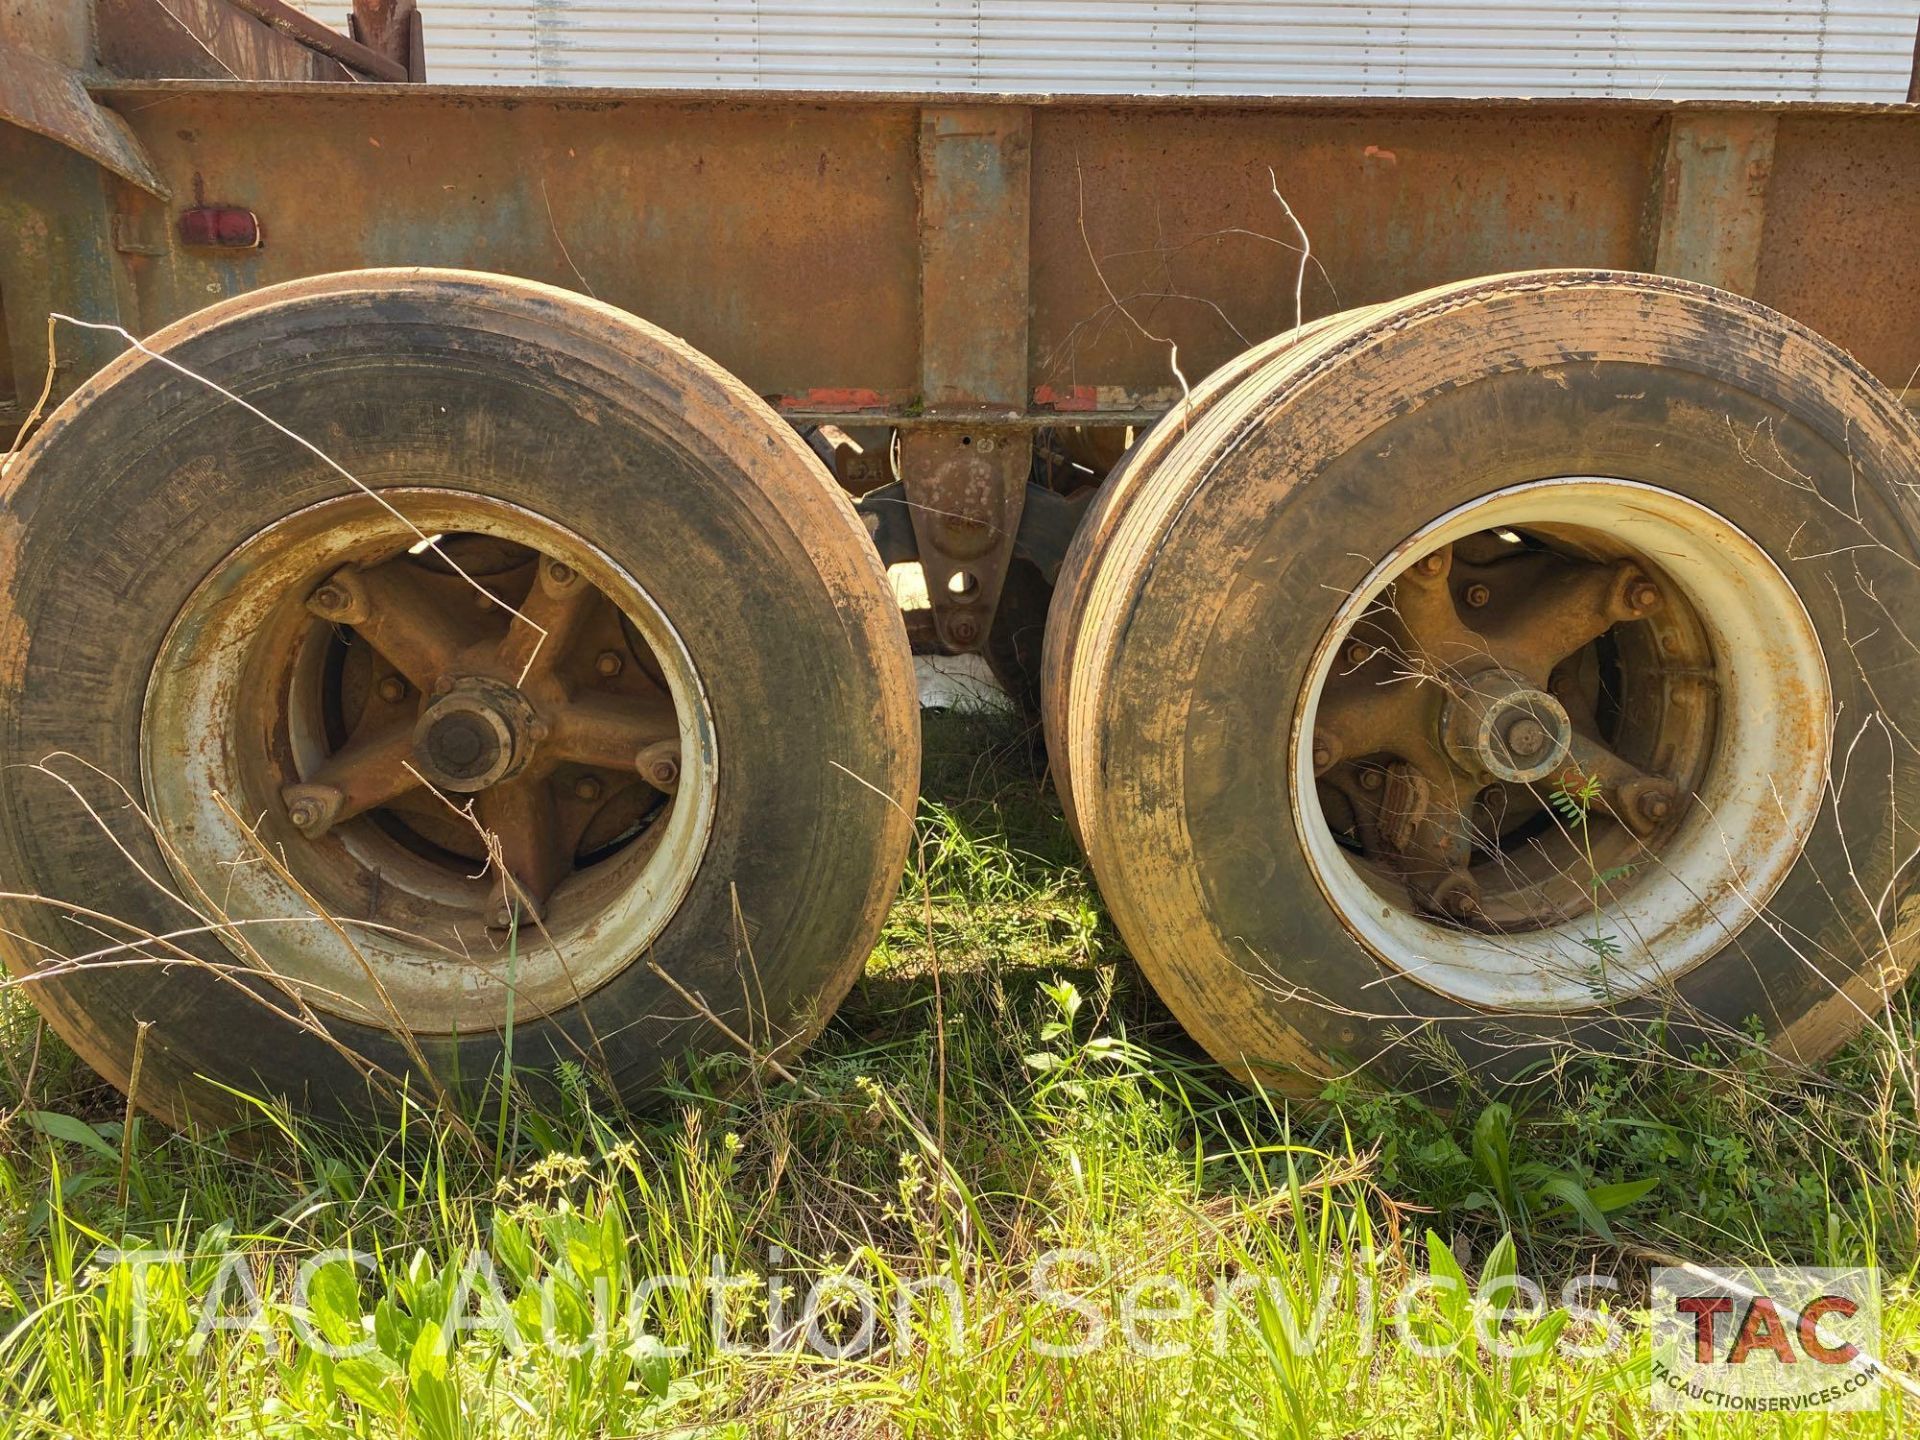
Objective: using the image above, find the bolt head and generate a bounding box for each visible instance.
[312,583,349,613]
[650,758,679,787]
[287,799,321,830]
[573,775,604,803]
[1345,641,1373,667]
[1464,583,1492,608]
[1637,788,1674,824]
[547,560,575,586]
[377,675,407,704]
[1627,579,1662,613]
[1312,741,1333,771]
[1358,767,1385,791]
[950,617,980,646]
[1415,551,1446,577]
[595,650,624,678]
[1443,888,1481,920]
[432,675,455,696]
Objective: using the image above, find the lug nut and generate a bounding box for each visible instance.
[573,775,604,803]
[1311,732,1337,773]
[282,784,343,837]
[1464,582,1491,608]
[637,741,681,790]
[595,650,624,678]
[377,675,408,704]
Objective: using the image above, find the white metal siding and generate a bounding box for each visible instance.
[304,1,1919,100]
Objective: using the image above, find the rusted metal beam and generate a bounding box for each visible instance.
[350,0,424,81]
[95,0,352,81]
[918,105,1033,413]
[33,85,1920,430]
[0,40,167,194]
[224,0,409,81]
[905,106,1035,652]
[1652,112,1777,295]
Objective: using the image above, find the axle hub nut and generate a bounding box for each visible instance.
[1441,667,1574,785]
[411,678,540,793]
[1504,716,1548,758]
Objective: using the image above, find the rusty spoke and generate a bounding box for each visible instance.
[282,717,423,838]
[498,558,599,683]
[1477,558,1661,683]
[1555,732,1678,840]
[477,773,568,920]
[1311,670,1432,775]
[310,562,488,691]
[542,692,679,776]
[1389,546,1497,682]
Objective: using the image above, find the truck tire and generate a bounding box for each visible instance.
[0,269,919,1127]
[1053,270,1920,1098]
[1041,311,1362,839]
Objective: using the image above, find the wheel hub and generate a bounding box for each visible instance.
[412,677,538,792]
[1308,524,1692,929]
[1440,667,1572,784]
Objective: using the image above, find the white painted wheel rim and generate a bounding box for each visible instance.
[1293,478,1830,1012]
[143,490,718,1035]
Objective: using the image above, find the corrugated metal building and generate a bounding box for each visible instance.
[304,1,1918,100]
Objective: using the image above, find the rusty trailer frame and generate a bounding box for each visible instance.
[5,3,1920,642]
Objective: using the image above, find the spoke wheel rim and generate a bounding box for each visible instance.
[1293,477,1828,1012]
[143,489,717,1034]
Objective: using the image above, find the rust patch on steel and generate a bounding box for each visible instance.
[919,106,1032,412]
[1652,112,1776,295]
[774,387,897,412]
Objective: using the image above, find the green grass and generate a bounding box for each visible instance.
[1,708,1917,1436]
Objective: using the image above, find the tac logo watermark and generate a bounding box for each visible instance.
[1650,1266,1881,1413]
